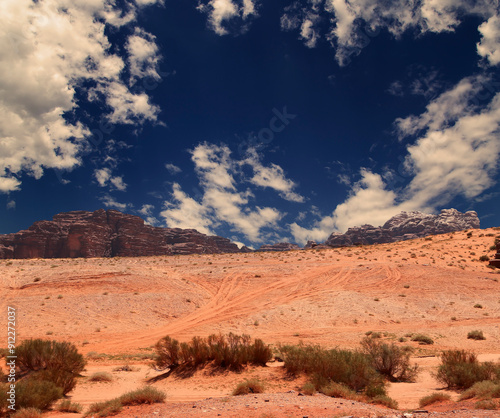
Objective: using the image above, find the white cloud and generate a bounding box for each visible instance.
[281,0,498,66]
[477,14,500,65]
[197,0,258,35]
[138,204,160,226]
[292,75,500,242]
[94,168,127,191]
[160,143,293,242]
[244,148,305,202]
[160,183,215,235]
[165,163,182,174]
[100,194,131,211]
[6,200,16,210]
[126,27,162,82]
[0,0,162,193]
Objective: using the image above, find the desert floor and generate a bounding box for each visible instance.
[1,227,500,417]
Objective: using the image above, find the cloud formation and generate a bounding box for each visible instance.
[161,143,301,242]
[197,0,258,35]
[292,74,500,244]
[0,0,162,193]
[281,0,499,66]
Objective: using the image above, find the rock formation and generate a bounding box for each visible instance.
[325,209,480,247]
[489,243,500,268]
[0,209,241,259]
[258,242,301,252]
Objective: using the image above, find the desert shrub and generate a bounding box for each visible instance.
[15,378,63,410]
[368,395,398,409]
[364,383,388,398]
[11,408,43,418]
[301,381,316,395]
[232,379,265,395]
[84,399,122,417]
[479,255,490,262]
[475,399,498,410]
[119,386,166,405]
[411,334,434,345]
[459,381,500,400]
[154,333,272,371]
[30,369,77,395]
[419,392,451,407]
[154,336,181,369]
[468,330,486,340]
[279,343,381,392]
[371,394,399,409]
[361,337,419,382]
[58,399,83,413]
[320,382,362,401]
[436,350,500,390]
[89,372,113,382]
[16,339,85,394]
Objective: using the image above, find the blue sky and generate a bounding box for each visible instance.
[1,0,500,247]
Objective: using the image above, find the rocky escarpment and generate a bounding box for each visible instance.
[489,243,500,268]
[0,209,241,259]
[325,209,480,247]
[258,242,301,252]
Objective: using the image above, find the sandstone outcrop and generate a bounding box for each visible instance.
[325,209,480,247]
[0,209,241,259]
[489,243,500,268]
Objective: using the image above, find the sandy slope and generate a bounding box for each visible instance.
[1,228,500,416]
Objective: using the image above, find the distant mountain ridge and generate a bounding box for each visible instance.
[324,209,480,247]
[0,209,241,259]
[0,208,481,259]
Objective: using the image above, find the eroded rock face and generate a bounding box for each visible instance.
[258,242,301,252]
[489,243,500,268]
[325,209,480,247]
[0,209,241,259]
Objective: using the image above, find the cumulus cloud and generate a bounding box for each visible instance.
[160,143,299,242]
[291,75,500,243]
[197,0,258,35]
[281,0,498,66]
[477,14,500,65]
[244,148,305,202]
[0,0,162,193]
[160,183,215,235]
[94,168,127,191]
[138,204,160,226]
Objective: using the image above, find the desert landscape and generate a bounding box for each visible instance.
[2,226,500,417]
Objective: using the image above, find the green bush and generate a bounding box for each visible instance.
[467,330,486,340]
[436,350,500,390]
[84,399,122,417]
[11,408,43,418]
[119,386,166,405]
[232,379,265,395]
[15,378,63,410]
[361,337,419,382]
[459,381,500,400]
[301,381,316,395]
[419,392,451,407]
[154,333,272,371]
[368,395,398,409]
[479,255,490,262]
[16,339,86,394]
[411,334,434,345]
[320,382,362,401]
[475,399,498,410]
[58,399,83,413]
[279,343,381,392]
